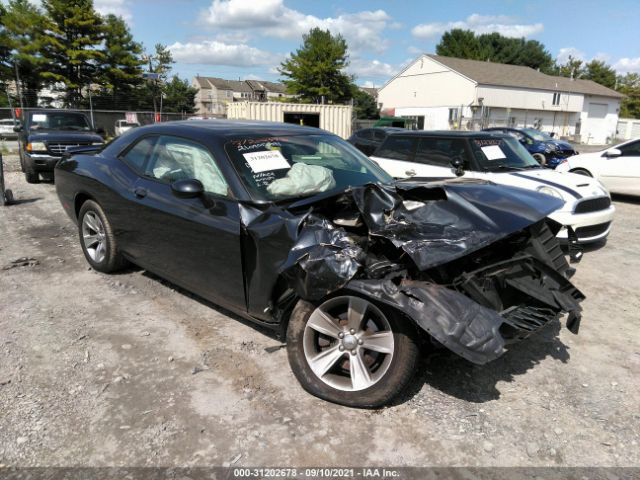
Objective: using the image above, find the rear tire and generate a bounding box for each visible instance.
[78,200,128,273]
[570,168,592,177]
[286,295,419,408]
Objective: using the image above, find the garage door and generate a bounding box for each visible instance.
[588,103,607,118]
[586,103,608,143]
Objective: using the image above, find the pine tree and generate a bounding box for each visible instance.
[1,0,52,107]
[583,60,617,89]
[41,0,105,107]
[95,14,144,110]
[279,28,354,104]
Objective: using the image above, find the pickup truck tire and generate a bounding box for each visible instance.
[25,171,40,184]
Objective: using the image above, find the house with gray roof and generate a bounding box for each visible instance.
[193,76,294,116]
[378,54,624,144]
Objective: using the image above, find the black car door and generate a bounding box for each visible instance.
[119,134,245,310]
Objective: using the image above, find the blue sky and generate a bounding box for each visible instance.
[96,0,640,86]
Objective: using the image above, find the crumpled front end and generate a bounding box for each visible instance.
[240,180,584,365]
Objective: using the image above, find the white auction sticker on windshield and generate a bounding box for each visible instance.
[32,114,47,122]
[243,150,290,173]
[481,145,506,160]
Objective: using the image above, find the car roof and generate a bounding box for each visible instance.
[386,130,510,139]
[136,119,329,139]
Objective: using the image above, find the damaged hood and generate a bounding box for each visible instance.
[357,179,565,270]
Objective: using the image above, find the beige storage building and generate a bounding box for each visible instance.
[227,101,353,139]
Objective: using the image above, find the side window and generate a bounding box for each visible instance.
[121,136,157,171]
[376,136,417,161]
[415,138,468,167]
[373,130,387,141]
[357,129,373,140]
[144,136,229,197]
[619,140,640,156]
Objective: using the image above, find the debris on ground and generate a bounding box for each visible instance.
[2,257,39,270]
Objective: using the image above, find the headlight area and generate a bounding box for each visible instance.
[537,185,563,199]
[26,142,48,153]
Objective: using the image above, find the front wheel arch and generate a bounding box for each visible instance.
[570,168,593,177]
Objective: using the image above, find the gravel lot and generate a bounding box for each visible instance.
[0,152,639,468]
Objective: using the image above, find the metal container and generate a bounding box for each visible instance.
[227,102,353,139]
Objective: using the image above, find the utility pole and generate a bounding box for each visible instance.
[13,61,25,111]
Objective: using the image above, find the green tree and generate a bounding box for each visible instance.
[1,0,52,107]
[139,43,175,112]
[279,28,354,104]
[94,14,144,109]
[436,29,555,73]
[556,55,584,79]
[583,60,617,89]
[41,0,105,107]
[436,29,482,59]
[162,75,197,114]
[352,87,379,119]
[617,73,640,119]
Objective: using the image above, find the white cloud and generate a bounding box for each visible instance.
[201,0,392,53]
[348,58,397,79]
[94,0,132,23]
[556,47,585,64]
[168,40,281,67]
[412,13,543,40]
[614,57,640,74]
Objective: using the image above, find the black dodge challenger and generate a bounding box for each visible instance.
[55,120,584,408]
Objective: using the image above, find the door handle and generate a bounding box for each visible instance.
[134,187,147,198]
[405,169,416,177]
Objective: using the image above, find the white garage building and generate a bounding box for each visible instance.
[378,54,623,145]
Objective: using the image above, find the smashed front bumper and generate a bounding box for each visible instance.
[344,252,583,366]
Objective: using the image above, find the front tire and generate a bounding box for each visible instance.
[532,153,547,165]
[25,171,40,184]
[287,295,419,408]
[78,200,128,273]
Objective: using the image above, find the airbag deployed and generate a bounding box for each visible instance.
[267,163,336,197]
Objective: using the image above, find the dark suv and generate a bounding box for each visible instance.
[347,127,405,156]
[16,110,104,183]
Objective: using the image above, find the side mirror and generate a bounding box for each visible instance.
[603,148,621,158]
[171,179,204,199]
[13,126,22,132]
[451,157,465,177]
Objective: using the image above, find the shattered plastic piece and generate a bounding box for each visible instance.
[267,162,336,197]
[345,279,506,365]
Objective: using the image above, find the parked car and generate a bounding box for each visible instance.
[555,138,640,196]
[16,110,104,183]
[371,131,614,243]
[114,119,140,136]
[0,118,20,139]
[483,127,577,168]
[55,120,584,408]
[347,127,404,156]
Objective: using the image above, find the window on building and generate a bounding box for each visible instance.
[552,92,561,106]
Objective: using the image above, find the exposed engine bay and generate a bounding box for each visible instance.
[239,179,584,365]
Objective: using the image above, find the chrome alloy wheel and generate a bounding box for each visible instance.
[303,296,395,392]
[82,211,107,263]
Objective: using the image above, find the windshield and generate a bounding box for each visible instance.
[224,134,393,201]
[470,137,541,172]
[521,128,551,141]
[28,112,91,131]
